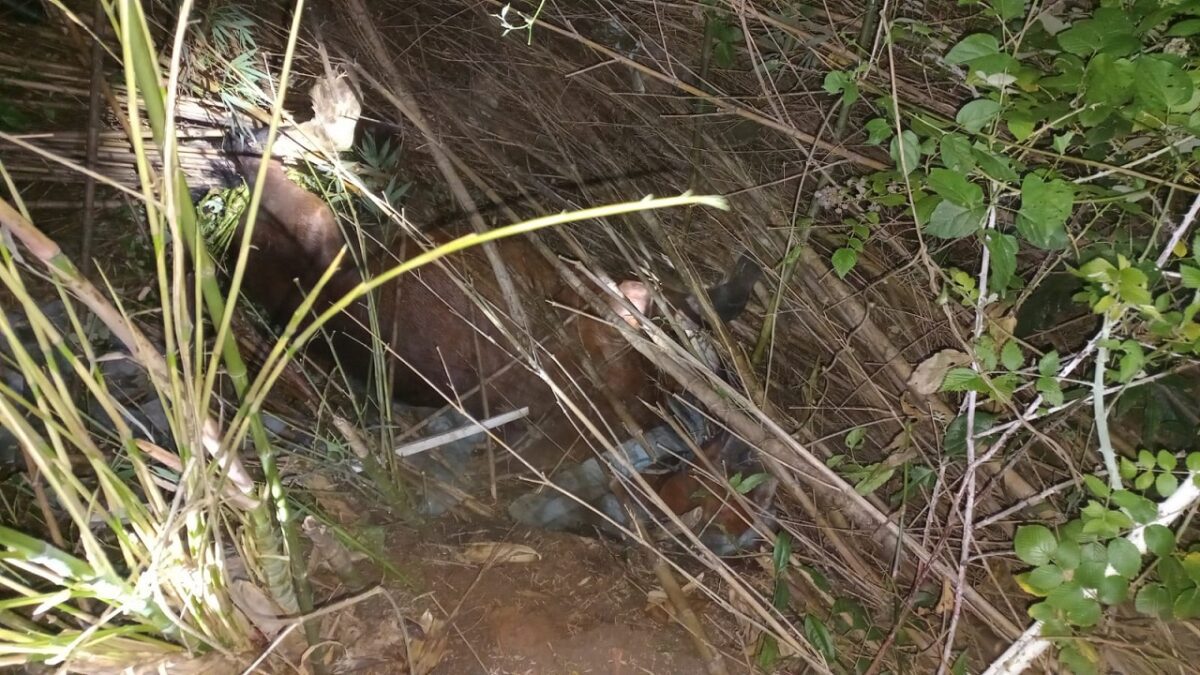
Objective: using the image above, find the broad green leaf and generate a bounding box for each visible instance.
[1083,54,1135,108]
[927,201,987,239]
[1046,582,1100,627]
[735,472,770,495]
[845,426,867,449]
[1161,556,1190,592]
[1057,23,1101,56]
[1107,538,1141,578]
[943,411,998,457]
[772,532,792,574]
[823,70,860,106]
[1007,109,1035,141]
[890,129,921,173]
[1175,588,1200,619]
[1056,8,1135,56]
[1038,351,1060,377]
[1027,564,1065,593]
[1139,449,1156,469]
[823,70,851,95]
[854,465,895,495]
[1077,256,1115,281]
[1037,376,1064,406]
[928,168,983,207]
[1135,583,1172,618]
[1156,471,1179,497]
[1052,131,1074,154]
[1083,474,1110,498]
[1116,343,1144,382]
[1041,54,1086,91]
[1096,575,1129,605]
[1001,340,1023,371]
[1183,552,1200,585]
[1134,56,1194,111]
[1119,457,1138,481]
[1144,524,1175,558]
[1015,524,1058,566]
[940,133,976,173]
[1116,267,1152,306]
[804,615,836,662]
[1016,173,1073,250]
[1053,539,1082,570]
[1111,490,1158,523]
[864,118,893,145]
[1157,450,1177,472]
[1081,541,1107,564]
[1166,19,1200,37]
[987,372,1020,403]
[992,0,1025,21]
[832,248,857,279]
[986,231,1018,293]
[976,335,998,371]
[972,145,1020,182]
[1188,452,1200,473]
[968,53,1021,87]
[1180,265,1200,289]
[1028,600,1055,622]
[946,33,1000,65]
[956,99,1002,133]
[1075,561,1109,588]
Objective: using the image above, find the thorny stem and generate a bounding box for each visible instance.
[1093,315,1122,491]
[937,205,995,675]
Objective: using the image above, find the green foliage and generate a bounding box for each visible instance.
[706,11,743,68]
[756,532,793,670]
[730,471,770,495]
[804,614,836,663]
[356,132,414,217]
[823,70,860,107]
[196,184,250,257]
[1015,450,1200,672]
[832,214,875,279]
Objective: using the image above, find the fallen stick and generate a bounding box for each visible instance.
[393,407,529,458]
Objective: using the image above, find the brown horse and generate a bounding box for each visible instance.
[227,147,760,444]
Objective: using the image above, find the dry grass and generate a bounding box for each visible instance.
[3,1,1199,673]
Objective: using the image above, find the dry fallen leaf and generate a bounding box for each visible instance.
[987,313,1018,344]
[228,579,289,639]
[302,473,359,524]
[908,349,971,396]
[645,574,705,624]
[458,542,541,565]
[408,610,448,675]
[302,516,366,587]
[934,577,955,615]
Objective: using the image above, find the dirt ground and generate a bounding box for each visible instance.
[313,517,749,675]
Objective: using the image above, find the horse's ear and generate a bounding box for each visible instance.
[612,280,652,327]
[681,251,762,326]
